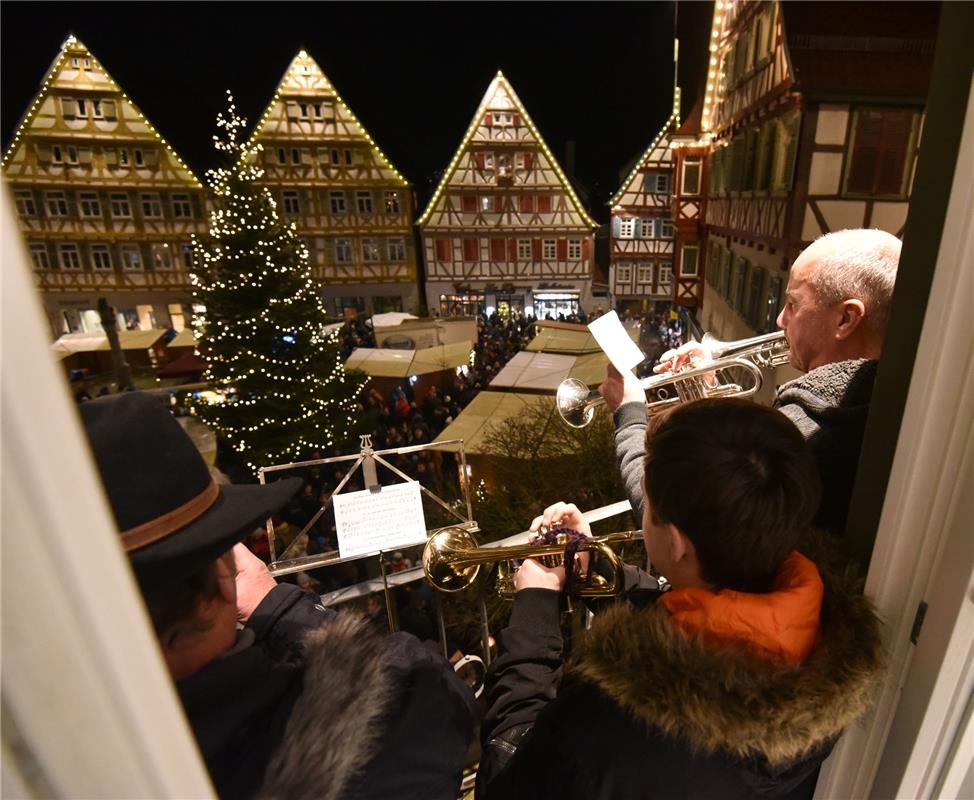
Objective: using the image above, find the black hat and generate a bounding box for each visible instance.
[80,392,301,593]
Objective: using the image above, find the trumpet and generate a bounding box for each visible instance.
[556,330,789,428]
[423,527,638,597]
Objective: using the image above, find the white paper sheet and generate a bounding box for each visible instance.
[587,311,645,373]
[333,481,428,559]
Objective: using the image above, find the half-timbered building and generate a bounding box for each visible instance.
[2,36,207,337]
[698,1,939,344]
[418,72,597,320]
[248,50,418,317]
[669,99,708,311]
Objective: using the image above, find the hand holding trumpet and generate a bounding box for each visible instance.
[515,502,592,593]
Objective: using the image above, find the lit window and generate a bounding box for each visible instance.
[180,242,194,268]
[362,238,381,263]
[543,239,556,260]
[384,191,401,214]
[619,218,635,239]
[118,149,129,167]
[151,243,173,270]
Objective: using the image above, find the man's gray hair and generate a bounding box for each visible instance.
[809,229,901,336]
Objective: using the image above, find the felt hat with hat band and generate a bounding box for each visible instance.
[80,393,302,594]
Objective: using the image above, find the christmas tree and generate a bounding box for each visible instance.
[191,93,364,475]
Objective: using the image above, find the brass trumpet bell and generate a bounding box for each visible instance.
[423,527,637,597]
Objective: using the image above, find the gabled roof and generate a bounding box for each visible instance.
[2,35,201,185]
[418,70,597,227]
[244,49,408,186]
[608,86,681,207]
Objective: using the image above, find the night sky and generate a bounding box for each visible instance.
[1,2,712,221]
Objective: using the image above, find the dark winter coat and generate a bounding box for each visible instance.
[177,584,476,800]
[477,552,884,800]
[613,358,878,536]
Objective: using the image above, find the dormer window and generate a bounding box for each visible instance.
[491,112,513,126]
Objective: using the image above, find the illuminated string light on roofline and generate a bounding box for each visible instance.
[418,72,597,228]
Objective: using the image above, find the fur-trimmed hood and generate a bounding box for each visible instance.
[259,612,395,800]
[570,549,884,771]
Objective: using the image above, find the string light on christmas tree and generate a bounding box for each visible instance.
[192,92,367,475]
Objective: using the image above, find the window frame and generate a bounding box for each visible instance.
[90,243,113,271]
[542,239,557,260]
[29,243,50,270]
[619,218,635,239]
[150,242,173,271]
[171,193,193,219]
[637,264,654,285]
[45,191,69,217]
[14,190,36,217]
[361,238,381,263]
[120,244,143,271]
[282,190,301,216]
[356,191,374,215]
[110,192,132,219]
[58,242,82,271]
[517,239,532,261]
[568,239,582,260]
[329,191,347,215]
[335,238,353,264]
[140,193,163,219]
[680,244,700,277]
[78,191,101,218]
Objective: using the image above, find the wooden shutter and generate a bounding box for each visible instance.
[494,194,504,212]
[537,195,552,213]
[463,239,478,261]
[78,147,93,165]
[519,195,534,213]
[35,143,52,162]
[484,112,493,126]
[532,239,542,260]
[743,129,759,190]
[508,238,518,260]
[523,152,534,170]
[582,239,591,260]
[556,240,568,260]
[847,110,914,196]
[435,239,450,262]
[462,195,477,214]
[286,102,300,120]
[779,111,801,191]
[144,150,158,167]
[490,239,506,261]
[513,114,521,126]
[101,100,117,120]
[475,153,486,170]
[61,98,78,119]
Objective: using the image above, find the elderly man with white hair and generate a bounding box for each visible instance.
[602,228,901,537]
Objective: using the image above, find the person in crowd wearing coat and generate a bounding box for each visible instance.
[476,399,884,800]
[602,228,900,536]
[80,393,476,800]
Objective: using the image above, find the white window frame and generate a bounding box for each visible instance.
[517,239,532,260]
[29,243,50,270]
[356,191,373,215]
[51,144,64,164]
[45,191,68,217]
[79,192,101,218]
[276,148,287,165]
[150,243,173,271]
[329,191,346,215]
[90,243,113,271]
[66,145,79,165]
[637,265,653,285]
[110,193,131,219]
[134,148,145,167]
[543,239,556,260]
[282,190,301,216]
[619,218,635,239]
[639,219,656,238]
[76,98,87,117]
[140,193,162,219]
[682,158,702,195]
[118,148,129,167]
[92,99,103,119]
[616,264,632,283]
[384,191,401,215]
[15,190,36,217]
[387,238,405,262]
[659,266,673,286]
[568,239,582,260]
[120,244,143,271]
[335,238,353,263]
[58,243,82,271]
[661,220,675,239]
[361,238,381,263]
[171,194,192,219]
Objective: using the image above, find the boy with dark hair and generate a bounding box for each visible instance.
[477,398,884,800]
[80,392,475,800]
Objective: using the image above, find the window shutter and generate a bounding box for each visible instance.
[611,216,622,237]
[144,149,158,167]
[491,239,506,261]
[523,152,533,170]
[556,239,567,260]
[463,239,479,261]
[101,100,117,120]
[513,113,521,126]
[537,195,551,213]
[582,239,591,260]
[484,112,493,126]
[876,112,913,195]
[508,238,517,260]
[301,148,312,165]
[286,101,300,119]
[494,194,504,212]
[35,143,52,162]
[435,239,450,262]
[532,239,542,260]
[780,111,801,191]
[743,129,759,190]
[475,152,485,171]
[61,98,78,119]
[78,147,93,165]
[462,195,477,214]
[519,195,534,213]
